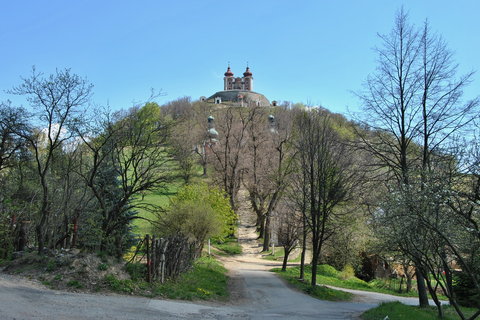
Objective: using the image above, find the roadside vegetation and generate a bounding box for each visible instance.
[106,256,229,300]
[273,265,446,300]
[362,302,478,320]
[273,265,353,301]
[212,238,242,256]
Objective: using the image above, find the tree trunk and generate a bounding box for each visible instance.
[36,224,44,253]
[299,215,307,281]
[406,273,413,293]
[282,248,290,271]
[257,214,265,238]
[262,215,271,252]
[311,238,319,286]
[72,217,78,248]
[416,269,430,307]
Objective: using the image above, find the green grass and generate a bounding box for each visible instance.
[212,239,242,255]
[153,256,228,300]
[273,265,447,301]
[273,266,353,301]
[262,247,286,261]
[261,247,302,263]
[362,302,478,320]
[104,256,228,300]
[133,186,181,235]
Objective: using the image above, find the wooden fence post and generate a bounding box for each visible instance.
[146,234,151,283]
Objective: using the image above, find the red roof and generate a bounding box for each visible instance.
[224,66,234,77]
[243,67,252,77]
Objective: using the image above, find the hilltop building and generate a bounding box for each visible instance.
[204,65,271,106]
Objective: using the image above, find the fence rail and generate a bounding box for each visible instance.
[127,234,196,283]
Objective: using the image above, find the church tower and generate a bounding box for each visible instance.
[243,66,253,91]
[224,65,234,90]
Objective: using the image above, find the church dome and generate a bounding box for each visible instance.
[243,67,252,77]
[224,66,234,77]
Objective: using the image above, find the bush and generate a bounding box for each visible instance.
[340,264,355,280]
[155,183,237,254]
[158,183,237,241]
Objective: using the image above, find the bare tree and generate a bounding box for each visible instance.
[9,68,92,253]
[293,110,356,286]
[275,200,302,271]
[243,107,295,251]
[356,8,479,308]
[210,106,253,210]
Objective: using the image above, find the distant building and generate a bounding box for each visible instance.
[223,65,253,91]
[206,65,270,106]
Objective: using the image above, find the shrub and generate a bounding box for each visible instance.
[155,183,237,255]
[340,264,355,280]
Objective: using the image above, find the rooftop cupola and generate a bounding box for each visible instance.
[224,66,234,77]
[243,67,252,77]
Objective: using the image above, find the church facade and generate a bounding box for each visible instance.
[223,66,253,91]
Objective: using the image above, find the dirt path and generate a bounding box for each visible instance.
[213,189,376,319]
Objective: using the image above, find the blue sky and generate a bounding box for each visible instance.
[1,0,479,115]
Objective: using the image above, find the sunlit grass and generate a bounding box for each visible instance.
[272,266,353,301]
[273,265,447,300]
[362,301,477,320]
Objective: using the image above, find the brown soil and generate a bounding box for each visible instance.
[2,250,129,293]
